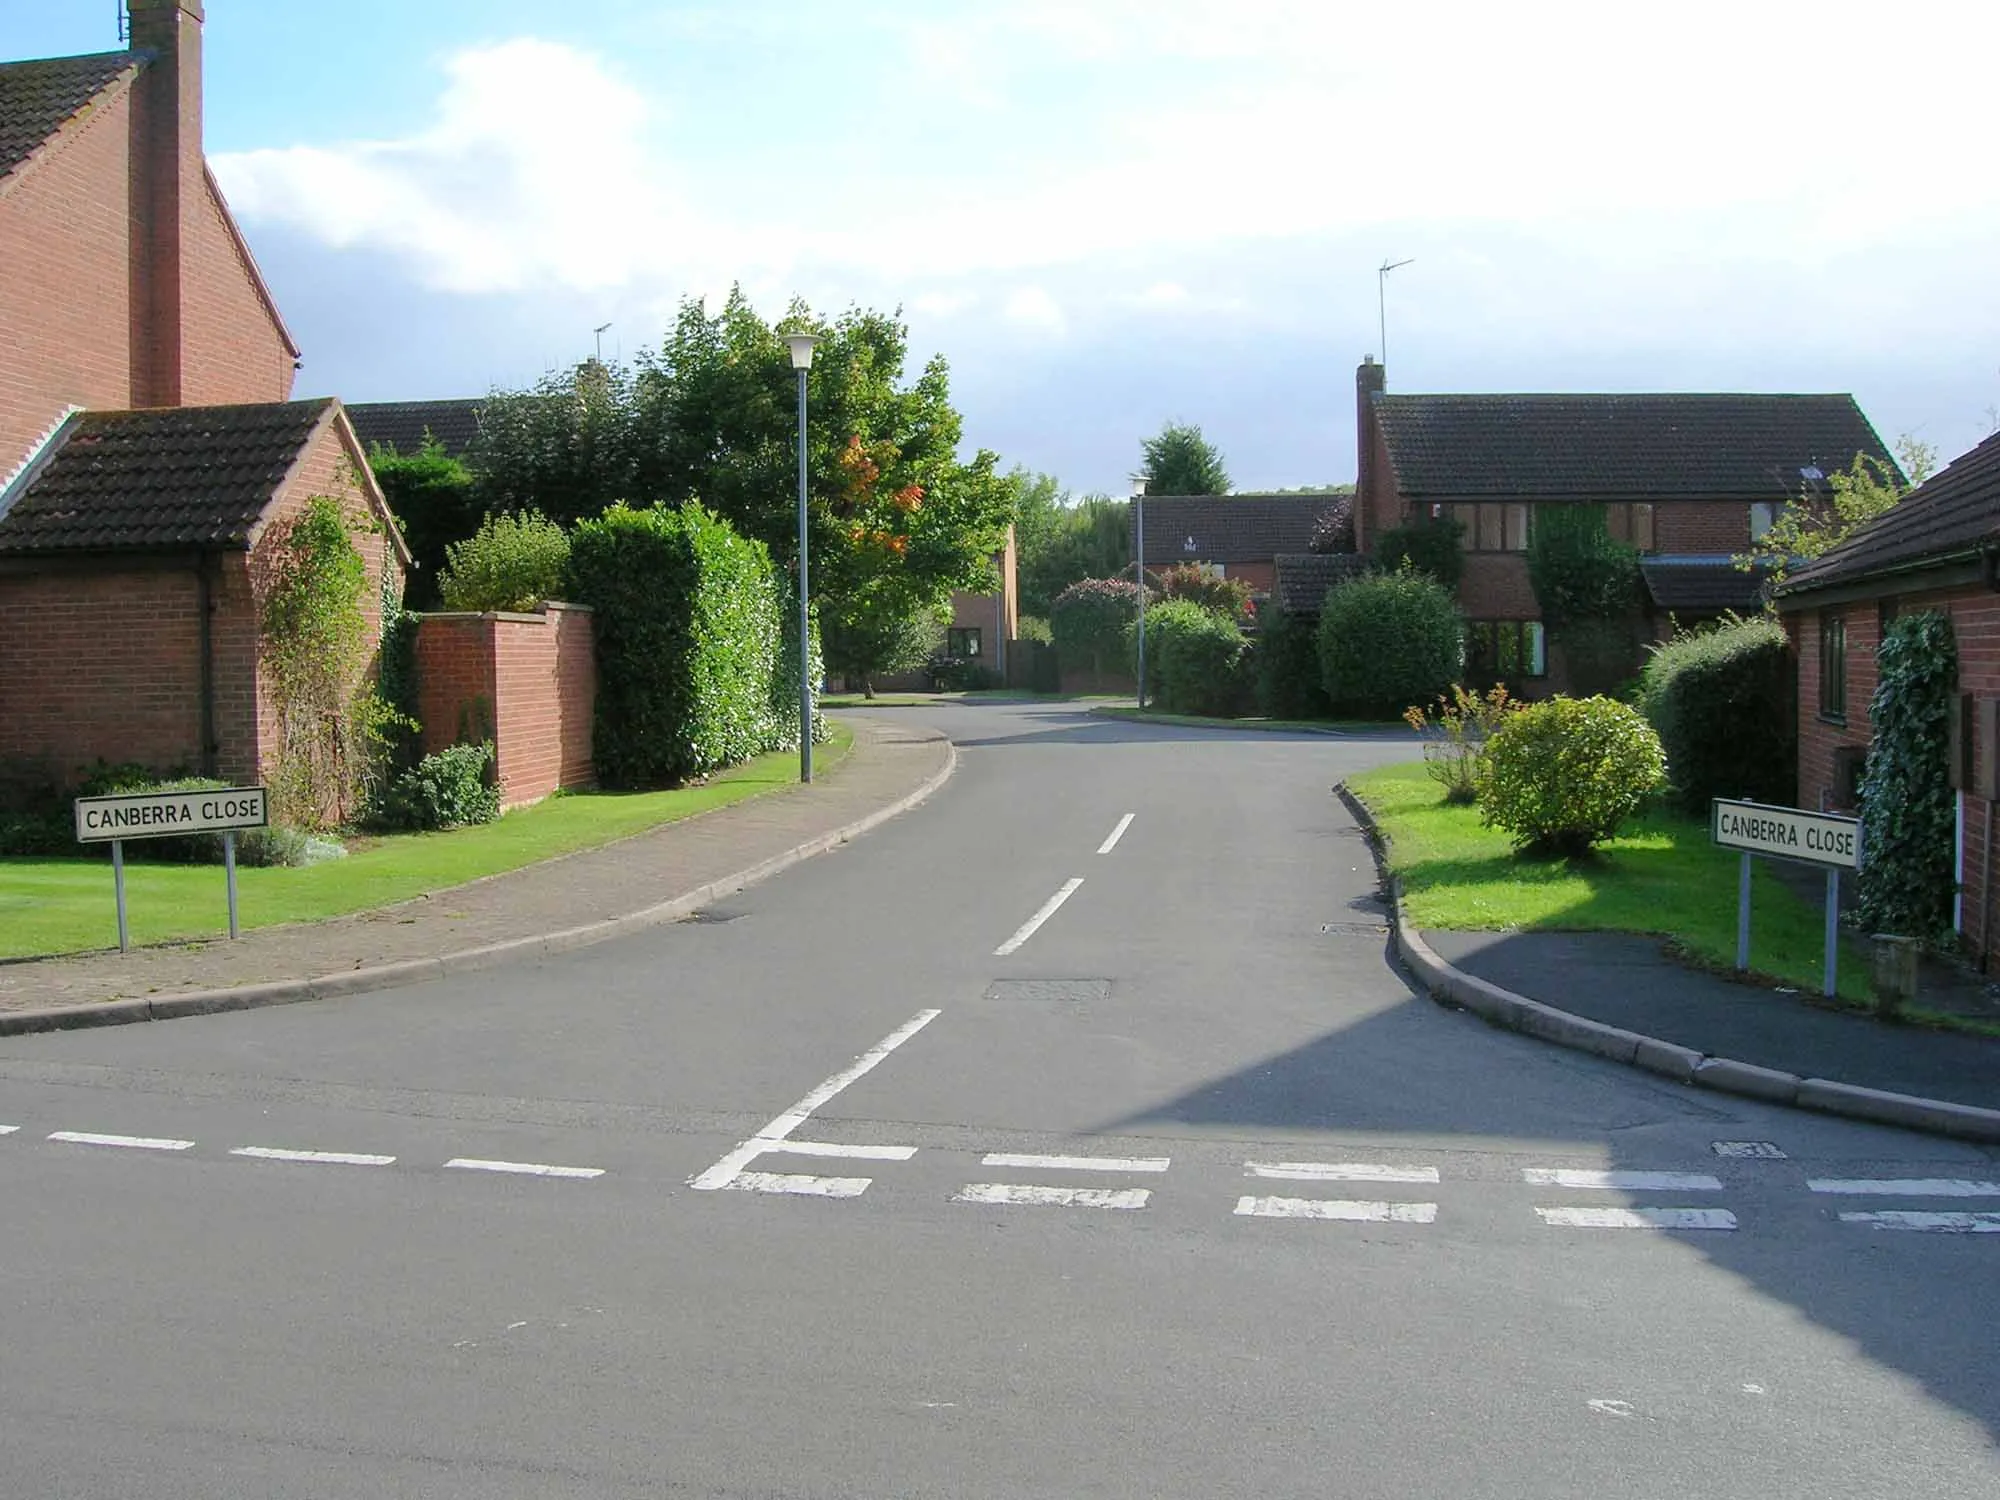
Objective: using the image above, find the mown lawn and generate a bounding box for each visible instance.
[0,722,852,961]
[1347,760,1874,1003]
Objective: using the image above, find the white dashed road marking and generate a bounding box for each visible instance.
[994,879,1085,957]
[1235,1196,1439,1222]
[0,1125,18,1135]
[49,1131,194,1152]
[1807,1178,2000,1197]
[982,1152,1171,1173]
[1247,1161,1440,1184]
[727,1172,871,1198]
[764,1141,917,1161]
[955,1183,1151,1210]
[231,1147,396,1167]
[444,1158,605,1180]
[1097,814,1135,855]
[1840,1211,2000,1233]
[1537,1206,1739,1231]
[1524,1169,1724,1191]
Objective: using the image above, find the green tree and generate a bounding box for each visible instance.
[468,359,639,529]
[368,438,480,609]
[821,595,948,697]
[1019,492,1132,618]
[1139,421,1231,496]
[1737,435,1935,583]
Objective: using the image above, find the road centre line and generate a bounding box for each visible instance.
[1808,1178,2000,1197]
[691,1008,942,1191]
[1840,1211,2000,1232]
[955,1183,1151,1210]
[993,878,1085,957]
[1235,1197,1439,1222]
[1537,1206,1738,1231]
[49,1131,194,1152]
[1524,1169,1723,1192]
[231,1146,397,1166]
[982,1152,1171,1173]
[1247,1161,1439,1184]
[445,1158,604,1180]
[765,1141,918,1161]
[728,1171,872,1198]
[0,1125,17,1135]
[1097,814,1135,855]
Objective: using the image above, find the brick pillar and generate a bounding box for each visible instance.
[127,0,205,408]
[1354,356,1387,551]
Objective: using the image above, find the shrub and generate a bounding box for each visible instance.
[1256,608,1332,720]
[1372,515,1464,588]
[368,438,479,609]
[1139,597,1249,716]
[1016,614,1054,645]
[42,768,327,866]
[1857,612,1958,940]
[1527,504,1640,627]
[438,510,571,612]
[1051,577,1144,677]
[1636,613,1794,814]
[1478,696,1666,857]
[568,501,786,787]
[1316,568,1463,718]
[1153,563,1253,621]
[376,743,502,831]
[928,654,999,692]
[1403,684,1522,804]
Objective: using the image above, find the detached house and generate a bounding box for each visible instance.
[1351,358,1895,692]
[0,1,405,789]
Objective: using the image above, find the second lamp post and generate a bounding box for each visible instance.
[786,332,820,783]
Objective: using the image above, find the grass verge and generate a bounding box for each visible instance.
[1347,760,1878,1005]
[0,722,853,961]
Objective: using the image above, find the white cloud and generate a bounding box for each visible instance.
[1003,286,1067,335]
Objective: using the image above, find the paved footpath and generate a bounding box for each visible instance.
[0,716,950,1018]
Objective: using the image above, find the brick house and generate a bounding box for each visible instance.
[0,1,407,790]
[1775,430,2000,962]
[1129,493,1332,599]
[1351,357,1895,692]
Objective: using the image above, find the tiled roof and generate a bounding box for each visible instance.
[345,399,486,460]
[1372,393,1894,500]
[1272,552,1368,614]
[0,51,138,182]
[1134,494,1330,565]
[0,401,333,554]
[1779,430,2000,595]
[1639,558,1769,613]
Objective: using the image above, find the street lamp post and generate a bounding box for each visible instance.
[1132,476,1147,709]
[786,333,820,783]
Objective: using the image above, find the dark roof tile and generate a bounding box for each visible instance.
[1780,431,2000,594]
[1374,393,1893,499]
[1134,494,1332,565]
[345,399,486,460]
[1639,558,1769,613]
[0,401,333,554]
[0,51,139,181]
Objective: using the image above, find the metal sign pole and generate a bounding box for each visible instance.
[1736,851,1752,971]
[112,838,129,954]
[224,829,240,940]
[1824,868,1840,998]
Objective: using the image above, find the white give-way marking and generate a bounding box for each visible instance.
[1248,1161,1440,1185]
[1840,1211,2000,1233]
[982,1152,1171,1173]
[1236,1196,1438,1223]
[1097,814,1135,855]
[232,1146,396,1167]
[1524,1168,1723,1192]
[1807,1178,2000,1197]
[1537,1206,1738,1231]
[691,1008,940,1194]
[445,1158,604,1180]
[994,879,1084,956]
[49,1131,194,1152]
[0,1125,18,1135]
[955,1183,1151,1210]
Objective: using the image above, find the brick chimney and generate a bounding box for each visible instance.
[128,0,205,408]
[1354,356,1386,550]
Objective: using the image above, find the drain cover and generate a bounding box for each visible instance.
[983,979,1112,1003]
[681,907,746,925]
[1319,921,1388,935]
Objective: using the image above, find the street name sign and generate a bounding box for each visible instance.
[73,786,268,952]
[1711,799,1860,870]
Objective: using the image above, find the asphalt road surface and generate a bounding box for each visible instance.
[3,703,1995,1498]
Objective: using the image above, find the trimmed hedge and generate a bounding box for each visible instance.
[569,501,787,788]
[1479,696,1666,857]
[1256,607,1332,719]
[1140,598,1249,716]
[1636,614,1794,814]
[1317,568,1463,718]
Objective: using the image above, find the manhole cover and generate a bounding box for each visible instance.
[1712,1140,1788,1159]
[1319,922,1388,936]
[681,907,746,925]
[983,979,1112,1003]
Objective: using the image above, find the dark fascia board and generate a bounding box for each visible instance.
[1773,551,1990,612]
[0,547,214,576]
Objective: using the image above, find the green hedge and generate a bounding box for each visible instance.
[1140,598,1249,716]
[1372,516,1464,588]
[568,501,786,788]
[438,510,571,613]
[1317,569,1463,718]
[1636,614,1794,814]
[1256,608,1332,719]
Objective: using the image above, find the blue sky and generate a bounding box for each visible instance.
[9,0,1999,494]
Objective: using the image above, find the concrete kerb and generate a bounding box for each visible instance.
[1331,778,2000,1146]
[0,736,959,1038]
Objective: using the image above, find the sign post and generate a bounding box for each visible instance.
[1711,798,1861,998]
[74,787,269,953]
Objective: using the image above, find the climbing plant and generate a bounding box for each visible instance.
[1857,611,1958,940]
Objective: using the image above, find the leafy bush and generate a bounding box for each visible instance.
[1139,597,1249,715]
[1858,612,1957,940]
[368,438,479,609]
[376,743,502,831]
[438,510,572,612]
[1016,614,1054,645]
[1527,504,1640,627]
[1372,515,1464,588]
[1637,614,1795,814]
[928,654,999,692]
[1051,577,1144,677]
[1316,568,1463,718]
[1152,563,1253,621]
[1256,608,1332,720]
[1478,696,1666,857]
[1404,684,1522,804]
[569,501,787,787]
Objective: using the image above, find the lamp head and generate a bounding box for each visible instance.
[785,333,821,371]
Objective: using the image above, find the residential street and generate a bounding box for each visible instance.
[2,702,1995,1499]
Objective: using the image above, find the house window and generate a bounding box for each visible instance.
[1749,501,1781,542]
[1819,613,1846,722]
[1604,502,1658,553]
[1466,620,1547,683]
[1447,503,1533,552]
[947,627,982,659]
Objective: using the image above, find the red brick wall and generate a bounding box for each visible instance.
[180,176,296,406]
[413,605,597,808]
[1458,552,1538,619]
[1655,501,1751,555]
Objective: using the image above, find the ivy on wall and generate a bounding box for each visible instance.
[1856,611,1958,940]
